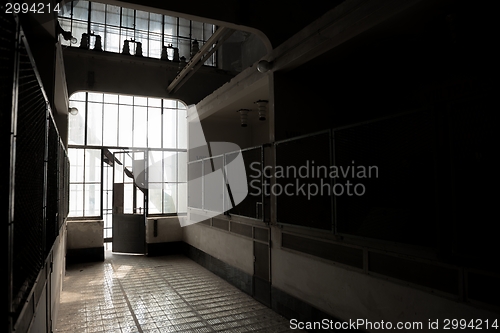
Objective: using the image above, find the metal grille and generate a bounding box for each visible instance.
[334,110,437,247]
[12,39,47,314]
[46,116,59,254]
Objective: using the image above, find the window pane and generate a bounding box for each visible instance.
[134,96,148,106]
[178,152,187,182]
[104,93,118,104]
[88,92,103,102]
[85,149,101,182]
[69,148,84,182]
[148,97,161,107]
[69,184,84,217]
[163,151,177,182]
[178,38,190,60]
[148,188,162,214]
[192,21,203,41]
[121,7,134,28]
[179,18,190,38]
[106,4,120,26]
[163,108,176,149]
[104,25,120,53]
[71,20,88,48]
[148,107,162,148]
[87,102,103,145]
[120,28,134,54]
[90,2,105,24]
[118,104,133,147]
[150,13,162,33]
[103,104,118,146]
[204,23,214,40]
[85,183,101,216]
[178,183,187,213]
[163,183,177,213]
[119,94,133,105]
[72,0,89,21]
[136,10,149,31]
[148,151,163,183]
[59,18,72,46]
[148,33,162,59]
[70,91,86,101]
[118,105,133,147]
[59,1,72,18]
[68,100,85,145]
[133,106,147,147]
[164,16,176,37]
[133,30,148,57]
[178,108,187,149]
[89,23,105,50]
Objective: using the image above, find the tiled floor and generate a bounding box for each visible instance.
[55,252,298,333]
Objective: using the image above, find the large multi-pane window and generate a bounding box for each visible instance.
[68,92,187,238]
[59,1,216,65]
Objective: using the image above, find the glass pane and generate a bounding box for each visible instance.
[164,16,177,37]
[124,183,133,213]
[178,108,187,149]
[84,183,101,216]
[163,108,176,149]
[69,148,84,182]
[148,97,161,107]
[59,1,72,18]
[148,188,162,214]
[148,151,163,183]
[204,23,214,40]
[68,100,85,145]
[148,107,162,148]
[87,102,103,145]
[59,18,72,46]
[163,99,176,109]
[72,0,89,21]
[104,93,118,104]
[120,28,134,54]
[106,4,120,26]
[104,25,120,53]
[136,10,149,31]
[133,106,147,147]
[178,183,187,213]
[192,21,203,41]
[148,33,162,59]
[85,149,101,182]
[90,2,105,24]
[150,13,162,33]
[134,96,148,106]
[178,38,190,60]
[118,104,133,147]
[136,188,144,214]
[89,23,105,50]
[103,104,118,146]
[133,30,148,57]
[71,20,88,48]
[88,92,103,102]
[178,152,187,182]
[70,91,86,101]
[121,7,134,28]
[163,183,177,213]
[178,18,190,38]
[69,184,84,217]
[163,152,177,182]
[119,94,133,105]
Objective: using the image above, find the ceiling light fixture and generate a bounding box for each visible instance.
[257,60,273,73]
[254,100,268,121]
[237,109,251,127]
[69,107,78,115]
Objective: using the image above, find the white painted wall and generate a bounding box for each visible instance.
[183,223,254,275]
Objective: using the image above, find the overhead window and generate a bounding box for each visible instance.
[59,0,216,65]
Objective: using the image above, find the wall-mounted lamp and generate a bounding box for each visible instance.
[254,100,268,121]
[237,109,251,127]
[69,107,78,115]
[257,60,273,73]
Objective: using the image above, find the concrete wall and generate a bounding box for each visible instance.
[66,220,104,249]
[146,216,184,244]
[183,222,253,275]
